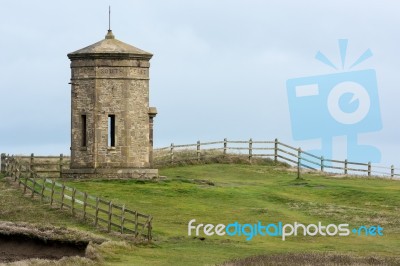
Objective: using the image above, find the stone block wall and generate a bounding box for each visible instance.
[70,58,151,169]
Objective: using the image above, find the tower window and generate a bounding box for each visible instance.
[81,115,87,147]
[108,115,115,147]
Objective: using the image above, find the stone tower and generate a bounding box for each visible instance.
[64,30,158,179]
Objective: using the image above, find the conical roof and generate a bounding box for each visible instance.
[68,30,152,60]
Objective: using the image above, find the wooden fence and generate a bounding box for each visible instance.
[152,139,400,178]
[3,153,69,178]
[2,156,152,240]
[0,139,398,240]
[1,138,399,179]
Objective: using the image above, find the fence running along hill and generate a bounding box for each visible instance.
[1,139,398,179]
[0,139,398,240]
[2,156,152,240]
[154,139,399,178]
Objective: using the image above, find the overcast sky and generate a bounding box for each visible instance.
[0,1,399,167]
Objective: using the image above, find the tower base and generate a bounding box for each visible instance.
[62,168,158,179]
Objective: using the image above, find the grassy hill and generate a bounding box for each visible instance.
[1,163,400,265]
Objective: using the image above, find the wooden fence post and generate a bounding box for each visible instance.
[40,177,46,202]
[83,192,88,219]
[30,153,34,179]
[0,153,5,173]
[15,166,21,182]
[8,159,12,176]
[274,138,278,163]
[320,156,324,172]
[13,161,19,183]
[344,159,348,175]
[108,201,113,232]
[170,143,174,164]
[135,211,139,237]
[16,161,22,184]
[391,165,394,178]
[50,180,55,206]
[23,176,28,194]
[95,197,99,226]
[121,204,125,234]
[71,188,76,216]
[60,184,65,210]
[14,161,19,179]
[248,138,253,163]
[368,162,371,177]
[59,154,64,178]
[31,178,36,198]
[7,158,11,177]
[12,160,17,181]
[9,159,14,178]
[297,148,301,179]
[5,157,9,177]
[147,216,153,241]
[223,138,227,155]
[197,141,201,162]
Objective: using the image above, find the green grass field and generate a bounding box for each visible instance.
[1,164,400,265]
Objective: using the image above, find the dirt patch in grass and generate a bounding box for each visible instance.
[0,233,87,262]
[0,221,106,263]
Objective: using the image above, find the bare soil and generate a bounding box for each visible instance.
[0,221,106,263]
[0,232,87,263]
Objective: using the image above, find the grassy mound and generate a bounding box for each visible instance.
[1,163,400,265]
[62,164,400,265]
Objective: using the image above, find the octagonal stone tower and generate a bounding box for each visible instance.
[64,30,158,179]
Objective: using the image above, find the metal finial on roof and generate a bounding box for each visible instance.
[105,6,115,39]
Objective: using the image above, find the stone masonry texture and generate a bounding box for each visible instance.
[66,30,157,177]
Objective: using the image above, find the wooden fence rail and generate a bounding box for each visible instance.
[2,156,152,240]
